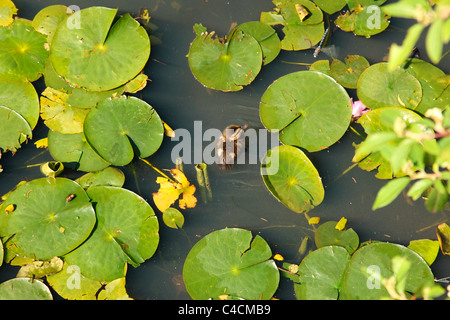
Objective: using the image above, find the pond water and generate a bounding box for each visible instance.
[0,0,448,299]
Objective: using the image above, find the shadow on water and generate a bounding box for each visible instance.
[0,0,449,299]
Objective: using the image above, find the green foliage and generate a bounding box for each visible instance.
[383,0,450,69]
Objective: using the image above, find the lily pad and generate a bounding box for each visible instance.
[31,5,71,44]
[75,167,125,189]
[0,19,48,81]
[49,7,150,91]
[341,242,434,299]
[314,221,359,254]
[403,59,449,115]
[64,186,159,281]
[261,145,324,214]
[357,63,422,110]
[183,228,279,300]
[260,70,352,152]
[330,54,370,89]
[83,96,164,166]
[188,25,262,91]
[0,0,17,27]
[0,278,52,300]
[0,77,40,129]
[294,246,350,300]
[312,0,346,14]
[48,130,111,172]
[0,177,96,260]
[335,3,390,38]
[261,0,325,50]
[0,105,32,154]
[235,21,281,65]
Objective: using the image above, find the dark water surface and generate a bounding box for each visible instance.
[1,0,449,299]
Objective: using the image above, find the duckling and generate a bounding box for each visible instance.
[216,124,248,170]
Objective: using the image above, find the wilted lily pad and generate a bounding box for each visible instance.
[0,105,32,154]
[0,278,52,300]
[357,63,422,110]
[235,21,280,65]
[64,186,159,281]
[183,228,279,300]
[0,177,96,260]
[260,70,352,152]
[341,242,434,299]
[294,246,350,300]
[261,0,325,50]
[50,7,150,91]
[0,19,48,81]
[261,145,324,214]
[83,96,164,166]
[48,130,110,172]
[330,54,370,89]
[32,5,71,44]
[0,0,17,26]
[188,24,262,91]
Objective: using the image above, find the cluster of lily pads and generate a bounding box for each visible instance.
[0,1,167,299]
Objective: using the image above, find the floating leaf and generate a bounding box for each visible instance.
[335,217,347,231]
[0,19,48,81]
[48,130,110,172]
[75,167,125,189]
[50,7,150,91]
[407,239,440,266]
[261,145,324,214]
[153,169,197,212]
[260,71,352,152]
[312,0,346,14]
[314,221,359,254]
[40,161,64,178]
[436,223,450,255]
[183,228,279,300]
[235,21,281,65]
[341,242,434,299]
[0,178,96,260]
[83,96,164,166]
[64,186,159,281]
[0,0,17,26]
[188,25,262,91]
[261,0,325,51]
[97,277,132,300]
[16,256,63,279]
[0,278,52,300]
[357,63,422,110]
[31,5,71,44]
[0,105,32,154]
[163,208,184,229]
[294,246,350,299]
[330,54,370,89]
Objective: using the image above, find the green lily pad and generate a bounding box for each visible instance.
[49,7,150,91]
[357,63,422,110]
[75,167,125,189]
[408,239,440,266]
[330,54,370,89]
[353,107,422,178]
[403,59,449,115]
[31,5,71,44]
[64,186,159,281]
[188,25,262,91]
[235,21,281,65]
[48,130,110,172]
[0,0,17,27]
[261,145,324,214]
[0,76,40,129]
[312,0,346,14]
[261,0,325,50]
[309,59,331,75]
[314,221,360,254]
[83,96,164,166]
[341,242,434,299]
[0,105,32,154]
[294,246,350,300]
[0,177,96,260]
[0,19,48,81]
[335,4,390,38]
[0,278,52,300]
[183,228,279,300]
[260,70,352,152]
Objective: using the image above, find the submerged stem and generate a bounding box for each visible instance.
[195,163,212,203]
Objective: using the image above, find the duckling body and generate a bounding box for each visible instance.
[216,124,248,170]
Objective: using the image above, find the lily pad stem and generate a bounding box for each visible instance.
[195,163,212,203]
